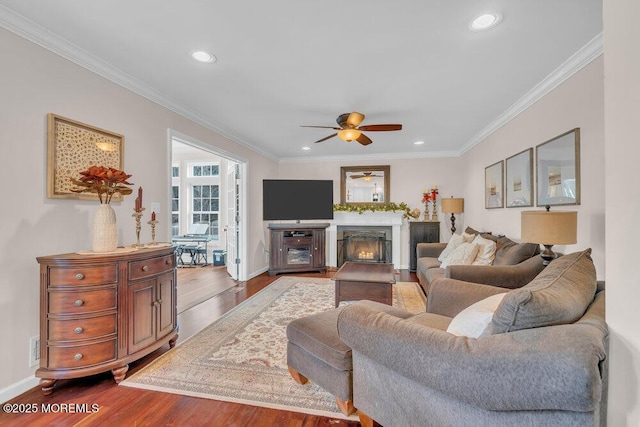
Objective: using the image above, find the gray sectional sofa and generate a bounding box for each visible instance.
[338,249,608,426]
[416,227,544,295]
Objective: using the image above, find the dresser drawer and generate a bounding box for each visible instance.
[49,265,117,287]
[48,288,116,315]
[48,314,117,341]
[47,340,117,369]
[283,237,312,245]
[129,254,174,281]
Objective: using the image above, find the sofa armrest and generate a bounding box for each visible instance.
[337,302,606,412]
[446,255,545,289]
[416,242,447,258]
[426,278,509,317]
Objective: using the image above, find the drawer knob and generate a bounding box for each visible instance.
[74,327,84,334]
[142,265,149,272]
[75,273,85,280]
[74,299,84,307]
[74,353,83,361]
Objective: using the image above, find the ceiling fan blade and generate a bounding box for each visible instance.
[347,112,365,127]
[350,175,366,179]
[300,125,341,130]
[314,133,338,143]
[356,133,373,146]
[358,124,403,132]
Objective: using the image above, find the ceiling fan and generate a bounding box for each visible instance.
[301,112,402,146]
[350,172,381,181]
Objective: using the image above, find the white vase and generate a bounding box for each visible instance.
[92,204,118,252]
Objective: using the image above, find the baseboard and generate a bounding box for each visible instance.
[0,375,39,404]
[248,266,269,280]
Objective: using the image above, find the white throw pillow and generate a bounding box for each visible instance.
[439,242,479,269]
[447,293,507,338]
[471,234,497,265]
[437,233,465,262]
[461,232,476,243]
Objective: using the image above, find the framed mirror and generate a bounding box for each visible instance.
[340,165,390,204]
[536,128,580,206]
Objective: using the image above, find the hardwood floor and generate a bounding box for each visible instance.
[2,266,417,426]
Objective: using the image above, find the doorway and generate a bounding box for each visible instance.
[169,129,248,284]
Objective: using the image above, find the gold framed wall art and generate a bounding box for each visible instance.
[47,113,125,200]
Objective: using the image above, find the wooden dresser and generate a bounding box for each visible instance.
[36,246,178,395]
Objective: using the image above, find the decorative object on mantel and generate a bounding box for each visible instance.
[441,197,464,233]
[521,205,577,265]
[69,165,133,252]
[333,202,414,218]
[132,186,145,247]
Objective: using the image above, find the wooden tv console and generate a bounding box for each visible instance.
[35,246,178,395]
[268,223,329,275]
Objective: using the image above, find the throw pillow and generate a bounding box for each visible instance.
[437,233,466,262]
[493,238,540,266]
[447,293,507,338]
[440,242,479,269]
[484,249,597,335]
[471,234,497,265]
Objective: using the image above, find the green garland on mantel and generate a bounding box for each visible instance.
[333,202,416,218]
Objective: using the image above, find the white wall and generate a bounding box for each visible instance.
[460,57,605,278]
[604,1,640,424]
[0,27,277,395]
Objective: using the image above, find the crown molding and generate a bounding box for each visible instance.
[458,32,603,155]
[0,5,279,163]
[278,149,458,163]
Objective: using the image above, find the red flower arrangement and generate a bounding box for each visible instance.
[70,165,134,204]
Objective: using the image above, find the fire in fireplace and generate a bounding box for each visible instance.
[337,226,392,267]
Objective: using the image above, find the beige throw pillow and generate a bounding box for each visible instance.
[440,242,479,269]
[447,293,507,338]
[471,234,497,265]
[437,233,465,262]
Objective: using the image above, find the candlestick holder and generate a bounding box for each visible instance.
[147,219,159,246]
[430,190,439,221]
[132,208,145,247]
[423,201,430,221]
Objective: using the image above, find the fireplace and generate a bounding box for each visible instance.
[337,226,392,267]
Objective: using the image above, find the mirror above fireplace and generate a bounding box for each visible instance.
[340,165,390,205]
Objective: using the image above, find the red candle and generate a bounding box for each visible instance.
[151,212,156,221]
[138,186,143,205]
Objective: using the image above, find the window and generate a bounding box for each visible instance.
[192,184,219,240]
[171,186,179,236]
[191,164,219,177]
[172,166,180,178]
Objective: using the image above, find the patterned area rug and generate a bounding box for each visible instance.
[121,276,425,419]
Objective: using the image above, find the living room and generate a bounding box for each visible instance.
[0,1,637,425]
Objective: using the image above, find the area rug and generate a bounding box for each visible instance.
[121,276,425,419]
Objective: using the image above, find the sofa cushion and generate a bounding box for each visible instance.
[493,236,540,266]
[437,233,465,262]
[440,242,479,269]
[471,234,497,265]
[485,249,597,335]
[446,293,507,338]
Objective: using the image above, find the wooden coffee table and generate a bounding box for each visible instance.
[332,262,396,307]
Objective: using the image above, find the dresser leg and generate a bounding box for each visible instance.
[40,378,56,395]
[169,334,178,348]
[111,365,129,383]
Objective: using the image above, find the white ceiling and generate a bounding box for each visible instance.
[0,1,602,162]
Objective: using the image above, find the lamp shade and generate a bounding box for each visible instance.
[521,210,577,245]
[441,197,464,213]
[338,128,361,142]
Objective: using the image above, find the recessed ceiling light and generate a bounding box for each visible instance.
[414,141,425,145]
[470,13,502,31]
[302,146,311,151]
[191,50,216,63]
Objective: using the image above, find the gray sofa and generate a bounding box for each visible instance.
[416,228,543,296]
[338,249,608,426]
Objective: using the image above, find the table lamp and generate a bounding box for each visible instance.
[521,207,577,265]
[441,197,464,234]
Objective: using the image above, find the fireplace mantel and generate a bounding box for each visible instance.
[328,211,404,268]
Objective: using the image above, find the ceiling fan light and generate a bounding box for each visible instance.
[338,129,361,142]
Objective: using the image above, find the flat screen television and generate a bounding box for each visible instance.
[263,179,334,221]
